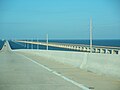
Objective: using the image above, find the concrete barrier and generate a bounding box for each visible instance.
[84,53,120,78]
[15,49,120,79]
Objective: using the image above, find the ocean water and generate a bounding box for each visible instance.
[0,40,120,51]
[0,40,5,50]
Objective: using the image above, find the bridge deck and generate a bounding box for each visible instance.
[0,41,120,90]
[15,40,120,54]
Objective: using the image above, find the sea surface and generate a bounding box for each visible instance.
[0,40,5,50]
[0,40,120,51]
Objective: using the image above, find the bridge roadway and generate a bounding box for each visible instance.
[16,40,120,54]
[0,41,120,90]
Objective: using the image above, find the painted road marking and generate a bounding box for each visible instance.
[16,53,91,90]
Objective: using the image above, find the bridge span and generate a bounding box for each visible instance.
[16,40,120,54]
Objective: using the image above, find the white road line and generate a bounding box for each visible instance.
[16,53,91,90]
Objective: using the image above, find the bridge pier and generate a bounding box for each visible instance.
[95,48,99,53]
[86,47,90,52]
[72,46,75,49]
[76,46,80,50]
[118,50,120,55]
[82,47,86,51]
[111,50,114,54]
[100,49,104,53]
[79,47,82,51]
[105,49,108,54]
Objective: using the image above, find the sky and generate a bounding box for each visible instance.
[0,0,120,39]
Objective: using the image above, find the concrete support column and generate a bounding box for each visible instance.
[80,47,82,51]
[65,45,67,47]
[93,48,96,53]
[62,45,64,48]
[86,47,90,52]
[114,50,117,54]
[83,47,87,51]
[76,46,80,50]
[72,46,74,49]
[66,46,69,49]
[68,45,71,49]
[107,50,110,54]
[74,46,77,50]
[118,50,120,55]
[105,49,108,54]
[95,48,98,53]
[100,49,104,53]
[68,45,70,49]
[111,50,114,54]
[62,45,64,47]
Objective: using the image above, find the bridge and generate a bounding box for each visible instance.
[15,40,120,54]
[0,41,120,90]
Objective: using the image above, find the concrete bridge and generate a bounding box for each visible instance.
[16,40,120,54]
[0,41,120,90]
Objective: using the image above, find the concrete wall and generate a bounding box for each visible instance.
[84,53,120,78]
[16,49,120,79]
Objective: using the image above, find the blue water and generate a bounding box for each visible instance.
[0,40,120,51]
[0,40,5,50]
